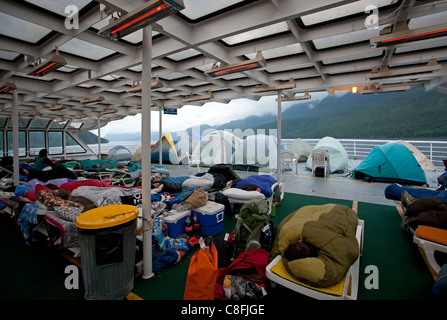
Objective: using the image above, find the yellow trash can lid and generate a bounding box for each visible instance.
[75,204,139,230]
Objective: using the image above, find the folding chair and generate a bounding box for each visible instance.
[266,220,364,300]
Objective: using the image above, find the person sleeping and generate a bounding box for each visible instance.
[270,204,359,288]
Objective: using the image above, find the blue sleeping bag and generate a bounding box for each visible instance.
[384,184,447,201]
[235,175,277,197]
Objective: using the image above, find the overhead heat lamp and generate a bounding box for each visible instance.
[0,82,16,94]
[28,47,66,77]
[360,82,410,94]
[329,86,368,95]
[252,78,296,93]
[100,107,118,115]
[98,0,185,40]
[277,90,311,101]
[81,94,105,104]
[127,76,164,93]
[366,59,441,80]
[50,104,67,111]
[205,52,266,78]
[370,21,447,48]
[182,89,214,102]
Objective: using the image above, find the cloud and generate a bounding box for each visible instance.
[98,92,329,136]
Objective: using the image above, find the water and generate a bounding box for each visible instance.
[87,140,147,154]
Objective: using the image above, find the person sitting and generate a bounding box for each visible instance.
[32,149,55,171]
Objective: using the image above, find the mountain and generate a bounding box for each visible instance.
[212,87,447,139]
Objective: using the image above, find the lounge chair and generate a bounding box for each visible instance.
[222,175,284,216]
[413,225,447,279]
[266,219,364,300]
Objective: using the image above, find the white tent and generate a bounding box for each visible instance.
[395,140,436,172]
[233,134,278,173]
[192,130,241,166]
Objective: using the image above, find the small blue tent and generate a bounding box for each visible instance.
[351,142,427,185]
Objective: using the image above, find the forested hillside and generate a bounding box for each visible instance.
[251,87,447,139]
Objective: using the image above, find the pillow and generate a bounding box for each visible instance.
[432,264,447,298]
[222,188,265,200]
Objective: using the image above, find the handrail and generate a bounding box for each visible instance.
[282,138,447,168]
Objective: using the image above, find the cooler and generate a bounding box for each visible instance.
[162,209,191,238]
[75,204,139,300]
[192,201,225,236]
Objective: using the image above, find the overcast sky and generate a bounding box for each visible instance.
[98,92,328,137]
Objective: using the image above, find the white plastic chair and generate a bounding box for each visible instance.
[186,152,200,174]
[281,150,298,174]
[311,149,330,177]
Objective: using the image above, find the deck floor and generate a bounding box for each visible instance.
[164,159,443,207]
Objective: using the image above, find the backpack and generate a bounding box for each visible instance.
[232,198,275,258]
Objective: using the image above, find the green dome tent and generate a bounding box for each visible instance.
[306,136,349,173]
[351,142,427,185]
[287,138,312,162]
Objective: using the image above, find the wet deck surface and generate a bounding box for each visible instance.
[162,159,443,207]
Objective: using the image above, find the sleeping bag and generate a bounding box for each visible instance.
[270,204,359,288]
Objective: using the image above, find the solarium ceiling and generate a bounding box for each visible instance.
[0,0,446,129]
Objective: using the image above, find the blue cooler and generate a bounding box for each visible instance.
[192,201,225,236]
[162,209,191,238]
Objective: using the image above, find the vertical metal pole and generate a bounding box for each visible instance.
[142,25,154,279]
[97,117,101,159]
[277,91,281,183]
[159,107,162,165]
[12,90,19,186]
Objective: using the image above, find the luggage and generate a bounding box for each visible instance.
[232,198,275,258]
[183,237,218,300]
[192,201,225,236]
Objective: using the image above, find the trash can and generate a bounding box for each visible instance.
[75,204,139,300]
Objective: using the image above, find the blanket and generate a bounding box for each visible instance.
[71,186,141,206]
[270,204,359,288]
[236,175,277,197]
[402,197,447,233]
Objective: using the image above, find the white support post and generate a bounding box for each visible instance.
[141,24,154,280]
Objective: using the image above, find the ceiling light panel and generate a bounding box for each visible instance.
[313,28,379,49]
[180,0,244,20]
[300,0,398,26]
[0,12,51,43]
[244,43,303,60]
[221,22,289,45]
[59,38,116,60]
[24,0,91,16]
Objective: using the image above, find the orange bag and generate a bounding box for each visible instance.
[183,237,218,300]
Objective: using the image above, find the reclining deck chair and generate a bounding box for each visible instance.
[311,149,330,177]
[266,219,364,300]
[222,176,284,217]
[413,225,447,279]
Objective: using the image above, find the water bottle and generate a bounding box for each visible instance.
[192,212,200,234]
[271,202,276,217]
